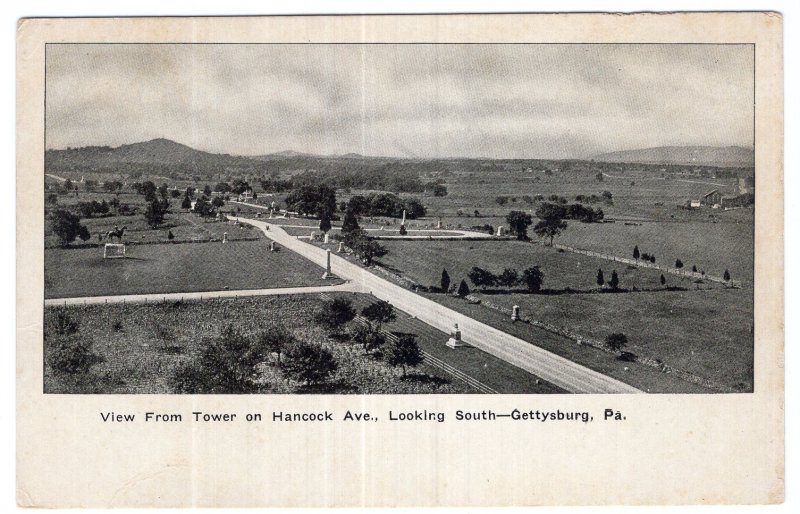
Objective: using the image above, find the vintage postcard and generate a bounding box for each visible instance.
[17,13,783,507]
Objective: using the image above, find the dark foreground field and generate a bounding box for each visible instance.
[43,294,533,394]
[45,239,342,298]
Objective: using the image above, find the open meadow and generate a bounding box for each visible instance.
[45,239,341,298]
[373,238,750,392]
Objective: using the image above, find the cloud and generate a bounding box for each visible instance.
[45,44,754,159]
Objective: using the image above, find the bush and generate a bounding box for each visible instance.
[387,334,424,376]
[440,269,451,293]
[457,279,470,297]
[315,297,356,333]
[398,224,407,236]
[281,341,338,386]
[351,323,386,354]
[170,326,264,393]
[522,266,544,292]
[605,333,628,352]
[47,335,102,374]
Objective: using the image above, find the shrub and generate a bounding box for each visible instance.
[315,297,356,333]
[351,323,386,354]
[387,334,424,376]
[457,279,470,297]
[522,266,544,292]
[605,333,628,352]
[468,267,496,288]
[440,269,451,293]
[47,335,102,374]
[724,269,731,281]
[281,341,338,386]
[609,270,620,290]
[675,259,683,268]
[253,324,296,366]
[399,224,407,236]
[361,300,396,327]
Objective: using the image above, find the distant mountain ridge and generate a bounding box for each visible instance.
[593,146,754,167]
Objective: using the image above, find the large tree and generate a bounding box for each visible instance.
[285,185,337,217]
[344,229,387,265]
[49,209,90,245]
[506,210,533,240]
[533,202,568,245]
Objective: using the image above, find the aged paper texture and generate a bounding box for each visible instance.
[17,13,783,507]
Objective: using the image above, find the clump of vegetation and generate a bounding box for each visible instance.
[387,334,425,377]
[281,341,338,386]
[605,333,628,352]
[49,209,91,246]
[315,297,356,335]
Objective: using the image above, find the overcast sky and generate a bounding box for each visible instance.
[45,44,754,159]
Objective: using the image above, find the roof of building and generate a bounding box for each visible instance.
[702,189,720,198]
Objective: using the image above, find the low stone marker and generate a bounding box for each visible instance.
[337,241,344,253]
[511,304,520,321]
[270,241,276,252]
[446,323,464,348]
[222,232,228,244]
[496,226,505,236]
[324,233,329,244]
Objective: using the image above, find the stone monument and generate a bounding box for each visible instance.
[496,226,505,237]
[322,249,333,279]
[324,233,329,244]
[446,323,464,348]
[270,241,276,252]
[337,241,344,253]
[511,304,520,321]
[222,232,228,244]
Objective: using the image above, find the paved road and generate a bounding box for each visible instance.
[45,282,360,306]
[230,201,493,239]
[232,216,643,394]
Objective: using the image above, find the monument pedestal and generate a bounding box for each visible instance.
[445,323,464,348]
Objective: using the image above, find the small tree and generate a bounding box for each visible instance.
[468,266,496,288]
[181,195,192,209]
[203,185,212,196]
[660,274,666,286]
[596,172,604,182]
[167,230,174,240]
[361,300,396,329]
[315,297,356,334]
[596,269,605,287]
[144,198,168,228]
[506,211,533,240]
[341,209,360,234]
[633,245,640,260]
[497,268,519,288]
[432,184,448,197]
[605,333,628,352]
[281,342,338,386]
[609,270,620,290]
[649,255,656,264]
[398,224,407,236]
[724,269,731,281]
[170,326,263,393]
[440,269,451,293]
[457,279,470,297]
[387,334,424,377]
[675,259,683,269]
[253,324,295,366]
[319,210,332,233]
[351,323,386,354]
[522,266,544,292]
[692,265,698,273]
[533,216,568,246]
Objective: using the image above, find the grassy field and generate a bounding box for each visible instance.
[372,239,750,392]
[43,295,473,394]
[378,239,679,292]
[472,289,753,391]
[554,218,754,284]
[45,239,341,298]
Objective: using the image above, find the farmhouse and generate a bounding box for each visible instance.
[700,189,722,207]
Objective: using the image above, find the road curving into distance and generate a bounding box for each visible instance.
[232,216,643,394]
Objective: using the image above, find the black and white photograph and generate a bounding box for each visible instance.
[41,42,757,395]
